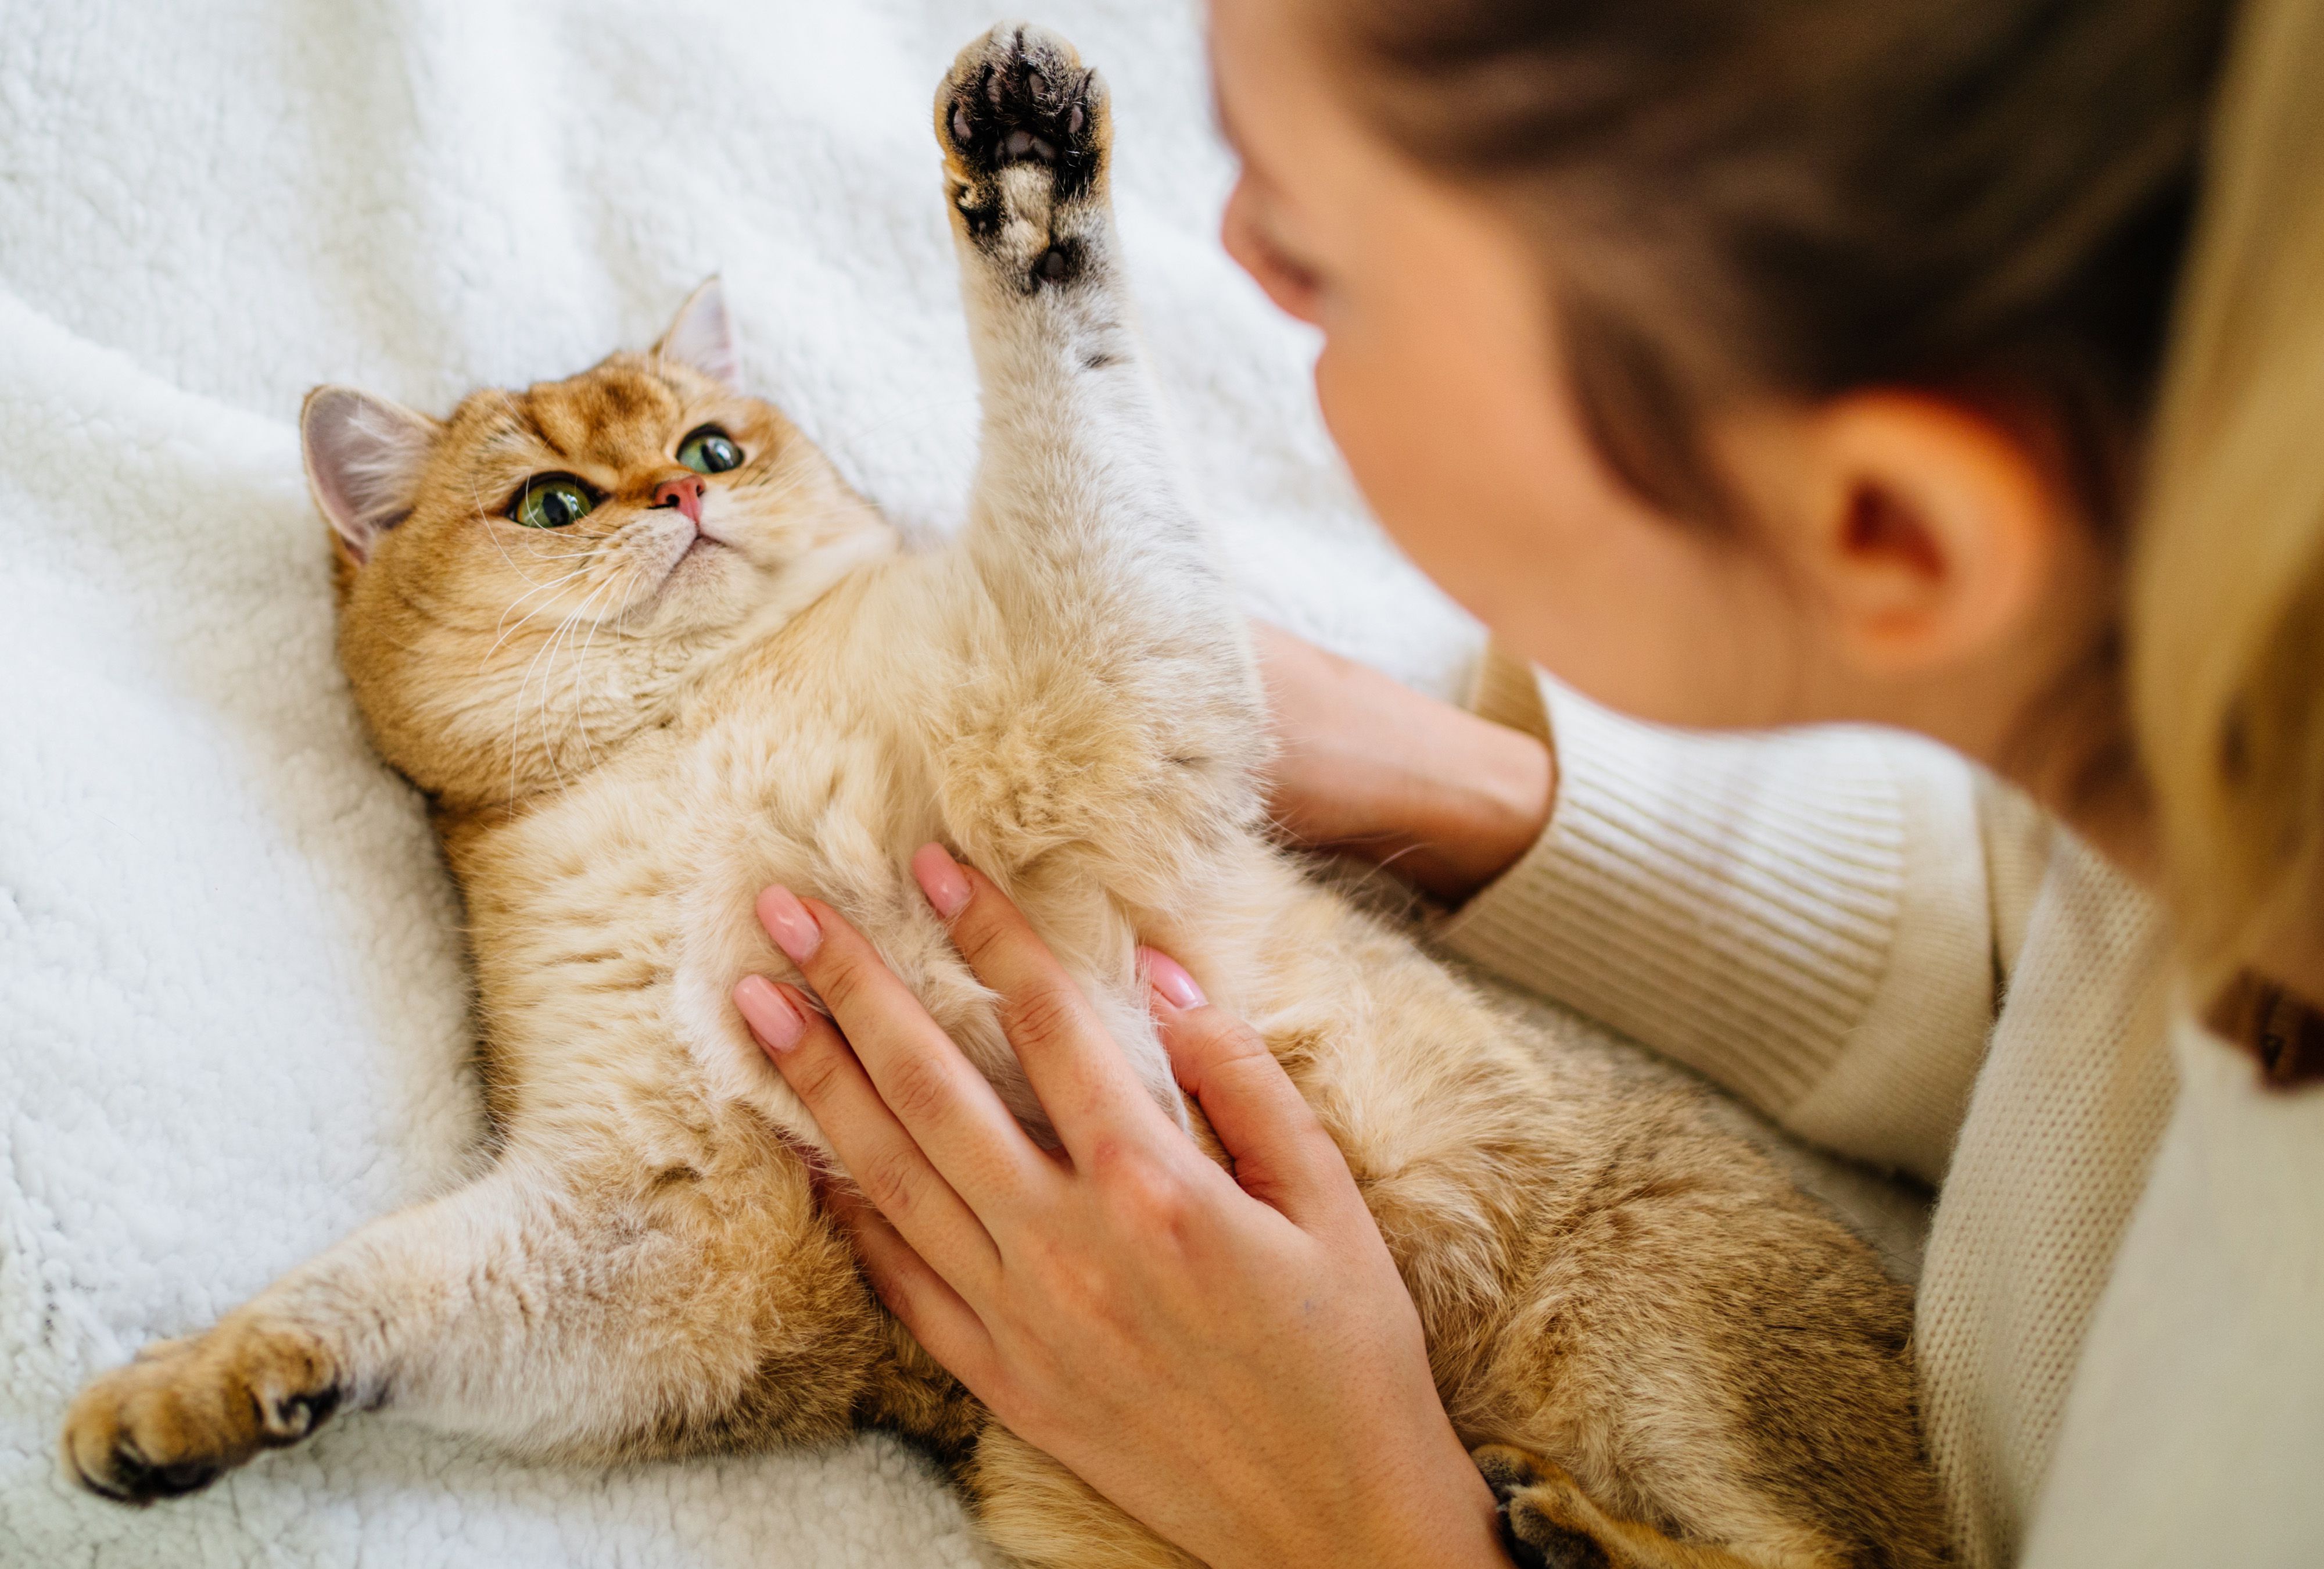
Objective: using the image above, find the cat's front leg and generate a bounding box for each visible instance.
[61,1139,882,1500]
[927,25,1271,909]
[60,1169,550,1502]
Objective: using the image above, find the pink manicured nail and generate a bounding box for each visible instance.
[734,976,804,1055]
[912,843,971,921]
[1141,948,1207,1010]
[756,885,823,965]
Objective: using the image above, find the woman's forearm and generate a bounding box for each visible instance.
[1255,622,1554,904]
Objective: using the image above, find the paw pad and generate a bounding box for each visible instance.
[938,22,1110,262]
[261,1384,342,1445]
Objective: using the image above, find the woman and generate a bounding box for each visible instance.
[727,0,2324,1563]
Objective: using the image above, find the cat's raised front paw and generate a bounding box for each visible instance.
[61,1321,342,1504]
[936,22,1111,283]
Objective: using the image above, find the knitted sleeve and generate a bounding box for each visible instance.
[1437,648,2023,1184]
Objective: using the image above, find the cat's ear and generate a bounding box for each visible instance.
[301,386,439,566]
[654,276,743,392]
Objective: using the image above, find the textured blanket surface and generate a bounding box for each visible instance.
[0,3,1921,1565]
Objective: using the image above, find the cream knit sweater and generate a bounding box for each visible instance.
[1437,655,2324,1568]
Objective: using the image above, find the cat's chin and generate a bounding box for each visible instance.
[666,534,726,580]
[646,537,756,618]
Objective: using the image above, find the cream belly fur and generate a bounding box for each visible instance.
[60,24,1948,1569]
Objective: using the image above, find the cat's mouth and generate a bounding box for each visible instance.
[654,530,733,596]
[668,532,722,570]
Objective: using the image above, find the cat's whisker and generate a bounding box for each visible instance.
[470,477,534,579]
[485,586,593,667]
[487,560,608,658]
[510,534,607,564]
[533,596,598,787]
[530,575,621,789]
[472,477,603,582]
[500,530,674,786]
[507,578,600,794]
[563,565,640,769]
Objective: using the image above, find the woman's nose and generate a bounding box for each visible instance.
[652,475,705,524]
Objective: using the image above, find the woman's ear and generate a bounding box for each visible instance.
[1787,392,2065,678]
[301,386,440,566]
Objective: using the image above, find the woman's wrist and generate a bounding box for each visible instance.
[1354,1445,1512,1569]
[1339,1451,1511,1569]
[1386,703,1554,904]
[1217,1418,1508,1569]
[1255,622,1554,905]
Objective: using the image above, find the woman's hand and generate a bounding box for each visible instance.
[731,846,1507,1569]
[1254,622,1553,905]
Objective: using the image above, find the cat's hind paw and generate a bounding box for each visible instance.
[1476,1445,1622,1569]
[935,22,1111,285]
[1479,1443,1857,1569]
[61,1321,342,1504]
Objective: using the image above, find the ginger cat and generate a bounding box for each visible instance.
[63,24,1948,1569]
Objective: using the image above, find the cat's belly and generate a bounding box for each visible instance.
[663,826,1191,1155]
[465,728,1177,1157]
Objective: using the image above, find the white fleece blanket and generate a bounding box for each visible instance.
[0,3,1923,1564]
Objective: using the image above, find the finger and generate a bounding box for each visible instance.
[826,1185,1001,1399]
[1142,950,1355,1227]
[754,887,1051,1217]
[735,975,1002,1294]
[911,846,1172,1161]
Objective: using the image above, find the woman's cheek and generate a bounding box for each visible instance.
[1311,327,1807,730]
[1311,329,1533,569]
[1311,328,1611,635]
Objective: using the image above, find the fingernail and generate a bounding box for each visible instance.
[756,884,823,965]
[1140,947,1207,1010]
[734,975,804,1055]
[912,843,971,921]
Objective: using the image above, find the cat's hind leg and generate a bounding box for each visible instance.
[61,1134,884,1501]
[960,1424,1802,1569]
[1476,1447,1841,1569]
[966,1420,1202,1569]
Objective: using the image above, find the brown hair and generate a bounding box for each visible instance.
[1330,0,2324,1057]
[1324,0,2231,530]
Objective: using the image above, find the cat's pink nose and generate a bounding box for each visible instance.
[652,475,705,525]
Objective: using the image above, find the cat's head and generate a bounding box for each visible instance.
[304,279,894,809]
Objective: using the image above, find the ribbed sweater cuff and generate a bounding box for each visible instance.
[1439,647,1994,1182]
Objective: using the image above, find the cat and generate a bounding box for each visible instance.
[62,24,1948,1569]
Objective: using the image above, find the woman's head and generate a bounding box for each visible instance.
[1211,0,2324,998]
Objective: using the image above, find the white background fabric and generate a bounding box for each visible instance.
[0,3,1918,1564]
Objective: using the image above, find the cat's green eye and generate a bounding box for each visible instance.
[510,476,595,529]
[677,426,743,476]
